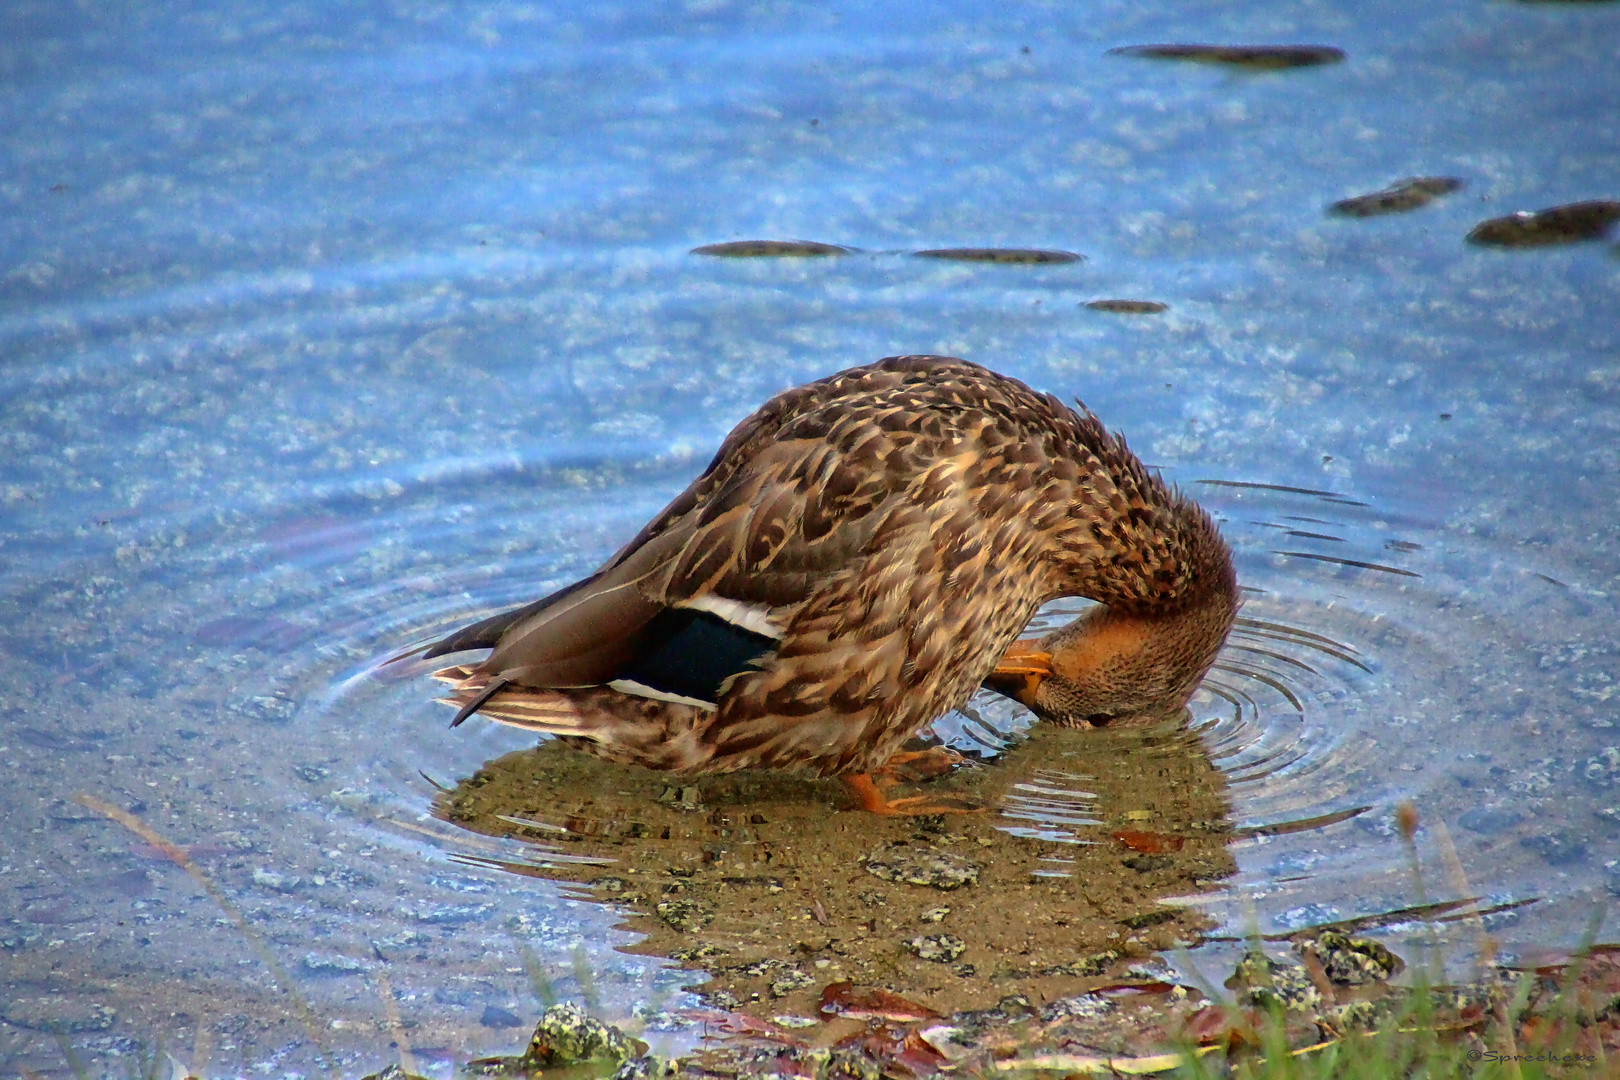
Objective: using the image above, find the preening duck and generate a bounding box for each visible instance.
[400,356,1237,812]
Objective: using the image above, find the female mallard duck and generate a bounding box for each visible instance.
[402,356,1237,812]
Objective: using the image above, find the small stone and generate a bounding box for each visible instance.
[231,692,297,724]
[302,952,365,975]
[2,996,115,1032]
[521,1002,634,1069]
[480,1005,524,1029]
[1040,994,1115,1022]
[1041,950,1120,978]
[1123,855,1174,872]
[655,785,704,811]
[359,1065,430,1080]
[1120,908,1176,930]
[252,867,301,892]
[903,934,967,962]
[1458,807,1523,834]
[1302,931,1404,985]
[1227,950,1321,1012]
[655,899,714,932]
[611,1056,679,1079]
[1584,748,1620,786]
[919,906,951,923]
[863,844,980,890]
[769,967,815,997]
[1520,830,1587,865]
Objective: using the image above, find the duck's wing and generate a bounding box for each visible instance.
[476,429,901,702]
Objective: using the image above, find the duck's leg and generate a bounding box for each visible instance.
[840,772,982,815]
[873,745,965,781]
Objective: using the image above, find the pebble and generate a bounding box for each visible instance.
[904,934,967,962]
[655,899,715,932]
[863,844,981,890]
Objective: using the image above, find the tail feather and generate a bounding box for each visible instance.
[429,664,714,772]
[432,665,597,735]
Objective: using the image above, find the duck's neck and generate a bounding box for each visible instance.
[999,490,1238,726]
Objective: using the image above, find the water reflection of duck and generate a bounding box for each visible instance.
[400,356,1237,812]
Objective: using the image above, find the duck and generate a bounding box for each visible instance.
[398,355,1238,813]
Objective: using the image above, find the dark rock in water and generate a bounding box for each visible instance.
[1466,200,1620,247]
[480,1004,524,1029]
[691,239,852,256]
[1109,44,1345,69]
[521,1002,635,1069]
[1519,829,1587,865]
[1086,299,1167,314]
[913,247,1082,264]
[1122,853,1175,871]
[1328,177,1464,217]
[1458,806,1524,834]
[1,995,116,1033]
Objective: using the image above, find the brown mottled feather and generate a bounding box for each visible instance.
[420,355,1238,777]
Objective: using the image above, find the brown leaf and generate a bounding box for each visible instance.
[1112,829,1185,854]
[819,981,942,1022]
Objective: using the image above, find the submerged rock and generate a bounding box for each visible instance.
[1300,931,1404,985]
[1109,44,1345,69]
[913,247,1082,264]
[1227,950,1322,1012]
[1328,177,1464,217]
[904,933,967,962]
[863,843,981,889]
[655,898,715,932]
[691,240,852,256]
[520,1002,635,1069]
[1085,299,1167,314]
[1466,200,1620,247]
[359,1066,430,1080]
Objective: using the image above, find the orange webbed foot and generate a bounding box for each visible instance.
[873,745,967,782]
[841,772,983,815]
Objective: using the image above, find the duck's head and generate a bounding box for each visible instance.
[983,590,1237,727]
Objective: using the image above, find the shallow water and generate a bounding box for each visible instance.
[4,0,1619,1074]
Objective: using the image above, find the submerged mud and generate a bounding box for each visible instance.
[434,720,1236,1022]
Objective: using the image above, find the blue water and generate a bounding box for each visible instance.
[4,0,1619,1074]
